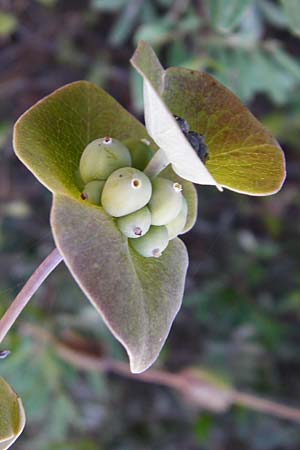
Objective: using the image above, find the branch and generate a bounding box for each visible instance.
[22,324,300,423]
[0,248,63,344]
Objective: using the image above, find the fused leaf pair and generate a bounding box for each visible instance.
[13,41,285,374]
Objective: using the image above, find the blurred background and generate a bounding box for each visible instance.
[0,0,300,449]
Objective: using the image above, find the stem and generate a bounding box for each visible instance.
[22,324,300,424]
[0,248,63,344]
[144,148,169,178]
[234,391,300,423]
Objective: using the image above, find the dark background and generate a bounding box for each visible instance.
[0,0,300,449]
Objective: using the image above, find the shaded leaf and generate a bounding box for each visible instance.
[204,0,254,33]
[281,0,300,36]
[51,194,189,373]
[13,81,151,198]
[0,13,17,37]
[0,378,25,450]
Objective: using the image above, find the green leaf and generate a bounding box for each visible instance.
[131,41,285,195]
[13,79,196,373]
[163,66,286,195]
[92,0,128,11]
[281,0,300,36]
[0,12,17,37]
[131,41,221,189]
[51,194,188,373]
[204,0,254,33]
[13,81,151,198]
[0,378,25,450]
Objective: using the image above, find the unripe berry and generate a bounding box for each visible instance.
[101,167,152,217]
[117,207,151,238]
[166,197,188,239]
[130,225,169,258]
[79,137,132,183]
[149,177,183,226]
[123,138,154,171]
[81,180,105,205]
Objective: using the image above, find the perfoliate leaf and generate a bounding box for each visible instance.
[0,378,25,450]
[131,41,221,189]
[13,80,196,372]
[132,41,285,196]
[13,81,152,198]
[51,194,188,373]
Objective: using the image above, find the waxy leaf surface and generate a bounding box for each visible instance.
[51,194,188,373]
[0,378,25,450]
[13,80,195,372]
[14,81,151,197]
[131,41,286,195]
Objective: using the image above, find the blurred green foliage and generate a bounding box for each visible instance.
[0,0,300,449]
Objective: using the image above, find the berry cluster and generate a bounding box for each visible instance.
[77,137,189,258]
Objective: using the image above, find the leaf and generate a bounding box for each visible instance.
[0,13,17,37]
[258,0,287,29]
[131,40,222,189]
[281,0,300,36]
[92,0,128,11]
[163,66,286,195]
[0,378,25,450]
[204,0,255,33]
[50,194,188,373]
[13,79,197,373]
[131,41,285,195]
[13,81,152,198]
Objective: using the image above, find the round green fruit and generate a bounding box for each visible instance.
[149,177,183,226]
[130,225,169,258]
[117,207,151,238]
[123,138,154,171]
[79,137,132,183]
[101,167,152,217]
[81,180,105,205]
[166,197,188,239]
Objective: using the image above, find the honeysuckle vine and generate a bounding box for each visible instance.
[0,42,286,446]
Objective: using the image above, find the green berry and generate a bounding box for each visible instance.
[101,167,152,217]
[123,138,154,171]
[166,197,188,239]
[130,225,169,258]
[81,180,105,205]
[149,177,183,226]
[79,137,132,183]
[117,207,151,238]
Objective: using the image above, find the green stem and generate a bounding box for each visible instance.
[0,248,63,345]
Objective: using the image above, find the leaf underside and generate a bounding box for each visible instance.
[131,41,286,195]
[51,194,189,373]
